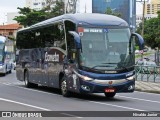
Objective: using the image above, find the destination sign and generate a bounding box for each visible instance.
[84,28,103,33]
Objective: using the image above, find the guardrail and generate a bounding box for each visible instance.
[135,65,160,82]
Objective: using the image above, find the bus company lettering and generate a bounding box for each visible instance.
[45,52,59,62]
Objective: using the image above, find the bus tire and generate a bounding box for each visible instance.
[104,92,116,98]
[61,77,70,97]
[2,73,6,76]
[24,71,38,88]
[9,70,12,74]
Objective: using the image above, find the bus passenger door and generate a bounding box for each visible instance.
[65,34,80,93]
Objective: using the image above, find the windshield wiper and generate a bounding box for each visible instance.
[92,65,115,69]
[102,63,117,64]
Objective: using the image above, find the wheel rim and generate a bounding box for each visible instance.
[61,80,67,95]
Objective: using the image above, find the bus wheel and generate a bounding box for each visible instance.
[2,73,6,76]
[104,93,116,98]
[24,71,38,88]
[61,77,70,97]
[24,71,31,88]
[9,70,12,74]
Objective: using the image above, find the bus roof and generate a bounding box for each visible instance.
[18,13,128,32]
[0,36,6,43]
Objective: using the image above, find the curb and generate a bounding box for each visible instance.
[135,88,160,94]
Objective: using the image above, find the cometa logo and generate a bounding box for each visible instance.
[45,52,59,62]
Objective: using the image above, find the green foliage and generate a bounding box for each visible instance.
[50,0,64,17]
[135,46,139,50]
[14,0,65,27]
[14,7,48,27]
[137,11,160,49]
[105,7,121,17]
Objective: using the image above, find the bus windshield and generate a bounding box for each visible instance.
[79,27,134,71]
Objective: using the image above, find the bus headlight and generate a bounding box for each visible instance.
[82,76,93,81]
[0,66,3,69]
[73,71,93,81]
[78,74,93,81]
[127,76,135,80]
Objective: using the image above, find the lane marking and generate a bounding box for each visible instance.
[88,101,145,111]
[117,95,160,104]
[0,97,50,111]
[0,82,23,85]
[3,83,11,85]
[1,82,154,111]
[2,83,61,96]
[135,91,160,96]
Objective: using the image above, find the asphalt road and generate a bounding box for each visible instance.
[0,71,160,120]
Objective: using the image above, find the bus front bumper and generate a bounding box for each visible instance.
[79,78,135,93]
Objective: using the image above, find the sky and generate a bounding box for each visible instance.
[0,0,143,25]
[0,0,25,25]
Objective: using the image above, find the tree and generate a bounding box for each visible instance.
[105,7,121,17]
[14,7,48,27]
[50,0,65,17]
[137,11,160,49]
[45,0,56,11]
[14,0,65,27]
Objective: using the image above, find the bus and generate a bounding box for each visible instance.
[0,36,12,76]
[16,13,144,97]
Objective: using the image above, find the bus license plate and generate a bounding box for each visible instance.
[105,88,115,93]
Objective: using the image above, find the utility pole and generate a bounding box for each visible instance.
[136,0,149,60]
[136,0,149,36]
[84,3,87,13]
[141,0,146,37]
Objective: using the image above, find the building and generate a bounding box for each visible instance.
[145,0,160,15]
[26,0,77,13]
[0,23,22,38]
[136,14,158,27]
[26,0,47,10]
[26,0,69,10]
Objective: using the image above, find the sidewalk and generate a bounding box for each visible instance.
[135,81,160,94]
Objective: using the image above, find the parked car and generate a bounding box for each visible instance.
[143,48,148,52]
[136,58,157,74]
[135,50,140,54]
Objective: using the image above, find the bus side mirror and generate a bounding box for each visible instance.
[131,33,144,50]
[68,31,81,49]
[129,33,144,54]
